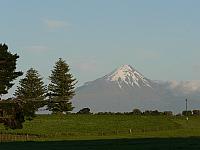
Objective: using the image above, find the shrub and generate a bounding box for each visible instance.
[132,108,142,115]
[164,111,173,116]
[77,108,91,114]
[182,110,192,116]
[193,110,200,116]
[151,110,162,115]
[143,110,152,115]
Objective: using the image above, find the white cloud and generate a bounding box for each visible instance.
[43,19,70,30]
[168,80,200,94]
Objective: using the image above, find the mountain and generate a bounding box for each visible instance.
[104,64,152,88]
[73,65,200,113]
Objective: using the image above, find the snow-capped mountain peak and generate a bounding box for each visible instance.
[105,64,152,88]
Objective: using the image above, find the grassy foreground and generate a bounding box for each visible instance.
[0,114,200,140]
[1,115,200,149]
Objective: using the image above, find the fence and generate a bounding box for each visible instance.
[0,133,42,142]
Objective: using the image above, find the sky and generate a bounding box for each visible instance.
[1,0,200,96]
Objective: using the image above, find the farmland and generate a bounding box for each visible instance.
[1,114,200,149]
[1,114,200,139]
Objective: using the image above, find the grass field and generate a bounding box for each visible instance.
[1,114,200,149]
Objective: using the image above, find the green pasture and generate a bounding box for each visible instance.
[1,115,200,149]
[0,114,200,140]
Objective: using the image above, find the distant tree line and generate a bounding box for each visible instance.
[76,108,174,116]
[75,107,200,116]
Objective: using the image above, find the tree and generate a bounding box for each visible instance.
[15,68,47,119]
[0,44,23,97]
[182,110,192,116]
[47,58,76,114]
[132,108,142,115]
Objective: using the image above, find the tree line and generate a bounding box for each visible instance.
[77,108,200,116]
[0,43,77,120]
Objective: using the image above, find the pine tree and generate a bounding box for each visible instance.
[15,68,47,119]
[48,58,76,114]
[0,44,23,97]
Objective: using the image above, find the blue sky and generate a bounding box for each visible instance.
[1,0,200,91]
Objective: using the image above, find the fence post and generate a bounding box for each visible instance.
[129,129,132,134]
[26,134,29,141]
[101,131,104,136]
[14,134,16,142]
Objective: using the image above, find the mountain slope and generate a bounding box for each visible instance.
[73,65,200,113]
[73,65,160,112]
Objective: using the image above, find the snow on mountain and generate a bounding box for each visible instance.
[104,65,152,88]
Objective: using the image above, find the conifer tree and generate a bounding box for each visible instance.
[0,44,23,97]
[15,68,47,119]
[47,58,76,114]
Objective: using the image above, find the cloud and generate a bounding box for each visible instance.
[43,19,70,30]
[168,80,200,94]
[25,45,49,52]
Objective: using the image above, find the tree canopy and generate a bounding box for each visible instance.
[47,58,76,114]
[0,44,23,97]
[15,68,47,119]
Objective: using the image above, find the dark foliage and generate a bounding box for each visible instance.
[192,110,200,116]
[163,111,173,116]
[132,108,142,115]
[0,44,23,96]
[143,110,162,115]
[77,108,91,114]
[47,58,76,114]
[15,68,47,120]
[182,110,192,116]
[0,99,25,129]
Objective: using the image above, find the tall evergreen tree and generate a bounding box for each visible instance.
[15,68,47,119]
[48,58,76,114]
[0,44,23,97]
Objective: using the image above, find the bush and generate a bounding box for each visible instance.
[193,110,200,116]
[115,112,123,115]
[182,110,192,116]
[164,111,173,116]
[132,109,142,115]
[77,108,91,114]
[143,110,152,115]
[151,110,161,115]
[143,110,162,115]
